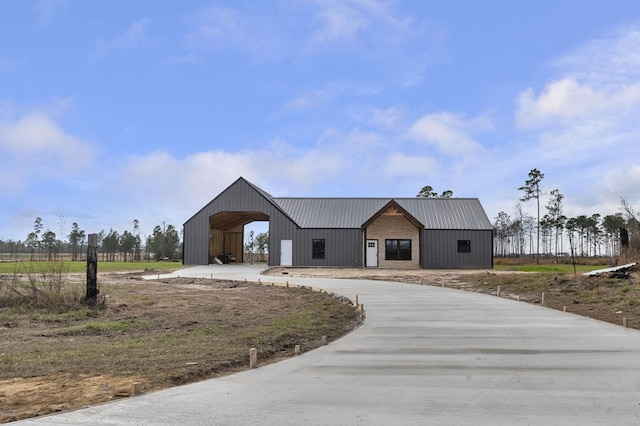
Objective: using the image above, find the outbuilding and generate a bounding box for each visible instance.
[183,177,494,269]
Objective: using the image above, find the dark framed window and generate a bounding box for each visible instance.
[458,240,471,253]
[385,239,411,260]
[312,239,325,259]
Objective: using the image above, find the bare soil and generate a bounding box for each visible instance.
[266,266,640,328]
[0,271,358,423]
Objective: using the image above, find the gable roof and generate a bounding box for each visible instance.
[186,178,494,231]
[184,177,283,226]
[272,197,493,230]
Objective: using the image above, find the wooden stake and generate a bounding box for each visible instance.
[563,306,567,312]
[623,318,628,328]
[294,345,300,356]
[541,292,545,307]
[249,348,257,368]
[497,285,501,297]
[130,382,141,396]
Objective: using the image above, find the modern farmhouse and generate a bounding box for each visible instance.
[183,177,494,269]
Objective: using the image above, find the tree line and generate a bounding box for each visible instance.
[243,230,269,262]
[0,218,182,262]
[494,168,638,262]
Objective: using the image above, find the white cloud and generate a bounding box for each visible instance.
[0,111,94,191]
[508,26,640,215]
[309,0,411,47]
[408,112,489,159]
[381,153,437,177]
[0,112,92,160]
[603,164,640,204]
[516,78,640,129]
[554,28,640,88]
[92,19,153,60]
[370,106,405,129]
[284,89,332,112]
[31,0,68,27]
[183,6,278,61]
[515,28,640,137]
[114,126,399,211]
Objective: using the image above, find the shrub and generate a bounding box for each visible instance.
[0,262,103,312]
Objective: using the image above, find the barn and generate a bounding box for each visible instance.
[183,177,494,269]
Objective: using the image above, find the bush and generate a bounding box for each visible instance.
[0,262,103,312]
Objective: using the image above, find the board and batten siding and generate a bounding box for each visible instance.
[280,228,363,267]
[422,229,493,269]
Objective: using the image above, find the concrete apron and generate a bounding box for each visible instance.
[16,265,640,425]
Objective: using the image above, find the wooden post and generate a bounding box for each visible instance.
[623,318,628,328]
[497,285,501,297]
[294,345,301,356]
[130,382,141,396]
[541,292,545,307]
[85,233,99,304]
[249,348,257,368]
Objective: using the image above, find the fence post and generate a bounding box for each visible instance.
[85,233,99,304]
[249,348,257,368]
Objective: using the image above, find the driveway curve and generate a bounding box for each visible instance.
[16,265,640,425]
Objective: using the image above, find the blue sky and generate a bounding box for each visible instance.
[2,0,640,242]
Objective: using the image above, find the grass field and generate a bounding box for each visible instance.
[0,260,183,274]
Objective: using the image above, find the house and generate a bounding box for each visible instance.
[183,177,494,269]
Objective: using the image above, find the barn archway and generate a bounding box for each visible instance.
[208,211,269,264]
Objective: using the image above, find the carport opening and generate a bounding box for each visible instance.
[208,212,269,264]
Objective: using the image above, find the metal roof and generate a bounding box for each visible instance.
[272,197,493,230]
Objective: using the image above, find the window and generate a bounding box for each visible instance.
[458,240,471,253]
[385,239,411,260]
[312,239,325,259]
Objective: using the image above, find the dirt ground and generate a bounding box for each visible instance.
[0,271,358,423]
[266,266,640,328]
[2,265,639,423]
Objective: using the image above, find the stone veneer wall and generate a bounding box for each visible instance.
[366,214,420,269]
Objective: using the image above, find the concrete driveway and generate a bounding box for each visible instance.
[16,265,640,425]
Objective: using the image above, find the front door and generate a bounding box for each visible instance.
[280,239,292,266]
[366,239,378,267]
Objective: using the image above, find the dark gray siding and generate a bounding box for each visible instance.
[183,178,295,265]
[266,208,299,267]
[286,229,363,267]
[185,178,494,269]
[422,229,493,269]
